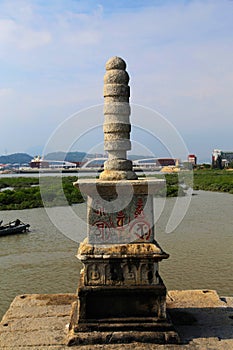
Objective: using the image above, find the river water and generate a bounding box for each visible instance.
[0,190,233,319]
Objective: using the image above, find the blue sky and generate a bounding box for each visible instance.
[0,0,232,162]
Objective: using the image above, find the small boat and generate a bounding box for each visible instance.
[0,219,30,237]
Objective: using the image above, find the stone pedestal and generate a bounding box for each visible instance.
[68,179,180,345]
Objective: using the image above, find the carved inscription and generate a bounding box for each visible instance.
[88,195,154,244]
[92,220,111,241]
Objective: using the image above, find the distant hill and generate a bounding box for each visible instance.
[0,152,149,166]
[0,153,33,165]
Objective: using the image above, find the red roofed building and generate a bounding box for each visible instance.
[188,154,197,165]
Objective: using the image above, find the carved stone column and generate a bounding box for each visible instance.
[67,57,179,346]
[100,56,137,181]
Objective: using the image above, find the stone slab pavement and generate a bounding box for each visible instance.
[0,290,233,349]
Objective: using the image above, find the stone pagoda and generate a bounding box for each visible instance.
[68,57,179,345]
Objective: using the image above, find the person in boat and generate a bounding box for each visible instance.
[15,219,21,226]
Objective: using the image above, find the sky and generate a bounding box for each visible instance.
[0,0,233,163]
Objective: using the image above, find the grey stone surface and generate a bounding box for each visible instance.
[103,101,130,115]
[74,177,165,245]
[104,159,132,171]
[104,69,129,84]
[70,57,174,341]
[105,56,126,70]
[1,290,233,349]
[103,122,131,133]
[87,194,155,244]
[76,178,165,197]
[100,56,137,181]
[221,296,233,307]
[103,83,130,97]
[104,140,131,150]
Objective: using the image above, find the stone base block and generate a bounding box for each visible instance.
[68,283,180,345]
[67,240,178,345]
[67,329,180,346]
[76,284,167,323]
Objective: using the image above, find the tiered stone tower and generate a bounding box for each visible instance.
[100,56,137,181]
[68,57,179,345]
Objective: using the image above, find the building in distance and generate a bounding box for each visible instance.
[188,154,197,165]
[212,149,233,169]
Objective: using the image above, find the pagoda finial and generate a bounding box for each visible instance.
[99,56,137,180]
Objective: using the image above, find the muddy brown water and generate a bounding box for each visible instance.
[0,190,232,319]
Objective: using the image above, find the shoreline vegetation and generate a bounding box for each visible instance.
[0,169,232,210]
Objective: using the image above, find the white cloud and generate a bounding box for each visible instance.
[0,0,232,158]
[0,19,51,51]
[0,88,13,97]
[18,29,51,50]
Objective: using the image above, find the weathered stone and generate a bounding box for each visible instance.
[69,57,177,345]
[78,239,168,258]
[103,114,130,124]
[99,169,138,181]
[104,83,130,98]
[103,139,131,151]
[105,56,126,70]
[104,70,129,84]
[104,132,130,141]
[100,56,137,181]
[2,291,232,348]
[103,123,131,133]
[104,102,130,115]
[80,256,162,287]
[167,290,225,308]
[104,159,132,171]
[87,194,155,244]
[75,178,165,197]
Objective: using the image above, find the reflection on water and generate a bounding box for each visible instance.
[0,190,233,319]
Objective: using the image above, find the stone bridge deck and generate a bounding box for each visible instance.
[0,290,233,349]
